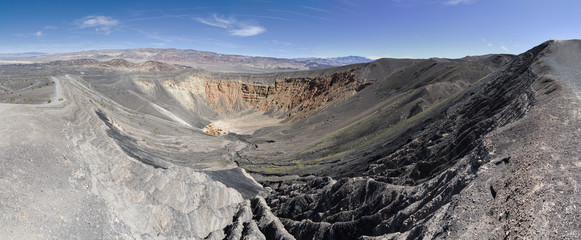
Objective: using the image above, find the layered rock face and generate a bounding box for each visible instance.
[246,70,374,120]
[203,70,373,119]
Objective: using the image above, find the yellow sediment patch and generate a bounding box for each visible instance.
[161,76,211,111]
[136,80,155,93]
[203,112,283,136]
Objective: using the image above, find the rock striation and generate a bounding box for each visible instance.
[201,70,374,119]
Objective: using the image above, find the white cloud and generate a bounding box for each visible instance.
[33,26,57,37]
[77,15,119,35]
[367,55,392,60]
[482,38,493,47]
[445,0,474,6]
[230,25,266,37]
[195,15,266,37]
[500,46,509,52]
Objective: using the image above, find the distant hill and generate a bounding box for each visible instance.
[295,55,372,66]
[6,48,372,73]
[0,52,47,59]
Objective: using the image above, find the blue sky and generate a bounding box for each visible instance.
[1,0,580,58]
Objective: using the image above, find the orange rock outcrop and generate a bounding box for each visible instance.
[203,70,373,120]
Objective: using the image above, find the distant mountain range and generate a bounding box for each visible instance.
[0,49,372,72]
[0,52,47,59]
[294,55,373,66]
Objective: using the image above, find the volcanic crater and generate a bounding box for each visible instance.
[1,40,580,239]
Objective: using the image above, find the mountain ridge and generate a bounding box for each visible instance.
[2,48,373,73]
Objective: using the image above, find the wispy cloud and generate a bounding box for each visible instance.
[338,0,360,7]
[195,14,235,28]
[268,9,332,21]
[269,40,294,46]
[236,14,296,23]
[133,29,201,49]
[302,6,332,14]
[445,0,474,6]
[33,26,58,37]
[195,14,266,37]
[500,46,509,52]
[482,38,493,47]
[76,15,119,35]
